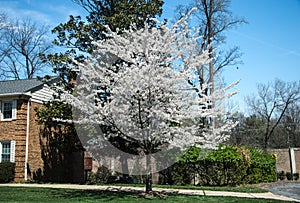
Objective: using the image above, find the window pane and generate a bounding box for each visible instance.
[4,103,12,111]
[1,143,11,162]
[3,102,13,119]
[2,154,10,162]
[2,143,10,154]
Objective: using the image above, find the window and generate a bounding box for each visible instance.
[0,100,17,120]
[0,140,15,163]
[1,143,11,162]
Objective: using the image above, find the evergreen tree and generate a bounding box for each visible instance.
[48,0,164,77]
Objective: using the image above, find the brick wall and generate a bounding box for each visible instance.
[0,98,84,183]
[0,99,28,181]
[28,101,85,183]
[268,148,300,174]
[27,101,44,181]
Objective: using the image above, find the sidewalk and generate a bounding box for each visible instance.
[0,183,299,202]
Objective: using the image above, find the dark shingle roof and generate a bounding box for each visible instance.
[0,77,58,95]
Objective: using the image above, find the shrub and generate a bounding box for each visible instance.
[158,146,205,186]
[285,172,299,181]
[174,146,202,185]
[86,165,134,184]
[131,175,146,184]
[197,145,250,186]
[293,173,299,181]
[158,145,277,186]
[277,171,285,180]
[286,172,293,180]
[158,162,195,185]
[86,165,112,184]
[246,148,276,183]
[0,162,15,183]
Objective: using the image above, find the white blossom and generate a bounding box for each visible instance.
[60,13,238,174]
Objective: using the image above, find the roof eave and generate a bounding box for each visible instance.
[0,92,31,98]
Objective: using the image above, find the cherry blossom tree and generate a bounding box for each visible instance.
[60,10,237,193]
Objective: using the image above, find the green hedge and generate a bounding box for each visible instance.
[197,145,250,186]
[158,145,277,186]
[246,148,276,183]
[0,162,15,183]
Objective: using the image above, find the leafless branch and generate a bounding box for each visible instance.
[0,17,53,80]
[245,79,300,149]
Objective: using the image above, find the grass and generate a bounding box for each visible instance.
[0,186,294,203]
[90,183,267,193]
[154,184,267,193]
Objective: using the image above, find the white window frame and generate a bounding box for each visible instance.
[0,140,16,163]
[0,100,17,121]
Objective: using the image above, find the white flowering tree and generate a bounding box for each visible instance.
[61,10,237,193]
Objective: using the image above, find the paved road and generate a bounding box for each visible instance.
[269,182,300,201]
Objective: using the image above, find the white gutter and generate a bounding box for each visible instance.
[24,98,31,180]
[0,92,30,97]
[0,92,31,97]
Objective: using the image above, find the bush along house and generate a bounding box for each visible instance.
[0,77,85,183]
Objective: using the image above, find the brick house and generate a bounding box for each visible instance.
[0,78,85,183]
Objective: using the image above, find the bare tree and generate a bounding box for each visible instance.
[280,103,300,147]
[0,17,52,80]
[174,0,246,132]
[228,114,266,149]
[246,79,300,149]
[0,14,5,29]
[175,0,247,96]
[0,14,8,63]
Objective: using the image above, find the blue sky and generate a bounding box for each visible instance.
[1,0,300,112]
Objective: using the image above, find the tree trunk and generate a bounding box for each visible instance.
[207,0,215,129]
[263,133,269,151]
[145,155,152,193]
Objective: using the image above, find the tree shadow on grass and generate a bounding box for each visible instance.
[53,189,140,201]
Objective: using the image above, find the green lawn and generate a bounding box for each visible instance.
[153,184,267,193]
[0,186,294,203]
[84,183,267,193]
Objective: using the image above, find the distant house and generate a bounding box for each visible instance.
[0,78,85,183]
